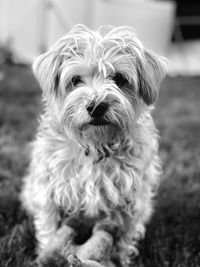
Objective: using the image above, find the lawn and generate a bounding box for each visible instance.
[0,63,200,267]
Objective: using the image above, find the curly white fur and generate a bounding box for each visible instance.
[21,24,166,264]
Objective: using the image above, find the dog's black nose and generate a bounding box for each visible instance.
[87,101,109,118]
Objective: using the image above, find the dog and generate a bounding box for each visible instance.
[21,24,167,265]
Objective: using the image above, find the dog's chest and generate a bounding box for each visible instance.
[68,156,118,215]
[51,148,134,217]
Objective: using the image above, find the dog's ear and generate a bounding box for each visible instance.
[33,51,62,97]
[32,25,90,97]
[137,50,168,105]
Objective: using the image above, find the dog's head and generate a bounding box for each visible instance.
[33,25,167,148]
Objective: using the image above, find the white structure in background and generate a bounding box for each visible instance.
[93,0,175,56]
[0,0,90,61]
[0,0,175,62]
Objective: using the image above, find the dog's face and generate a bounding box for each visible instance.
[33,25,167,147]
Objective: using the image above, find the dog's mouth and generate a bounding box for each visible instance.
[79,118,122,143]
[89,118,110,126]
[79,120,109,133]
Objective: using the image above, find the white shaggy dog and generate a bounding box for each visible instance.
[21,25,167,265]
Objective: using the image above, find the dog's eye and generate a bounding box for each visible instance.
[71,76,82,87]
[112,73,128,88]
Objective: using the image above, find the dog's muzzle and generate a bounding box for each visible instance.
[87,100,109,126]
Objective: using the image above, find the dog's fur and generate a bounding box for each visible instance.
[21,24,167,265]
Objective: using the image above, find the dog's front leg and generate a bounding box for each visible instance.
[35,200,75,265]
[34,200,59,253]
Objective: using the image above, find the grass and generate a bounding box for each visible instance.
[0,63,200,267]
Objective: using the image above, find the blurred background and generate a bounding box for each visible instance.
[0,0,200,75]
[0,1,200,267]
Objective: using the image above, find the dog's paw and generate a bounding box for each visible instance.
[133,224,145,241]
[93,220,119,238]
[120,250,138,267]
[127,243,139,258]
[68,255,83,267]
[68,254,108,267]
[119,242,139,267]
[38,250,69,267]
